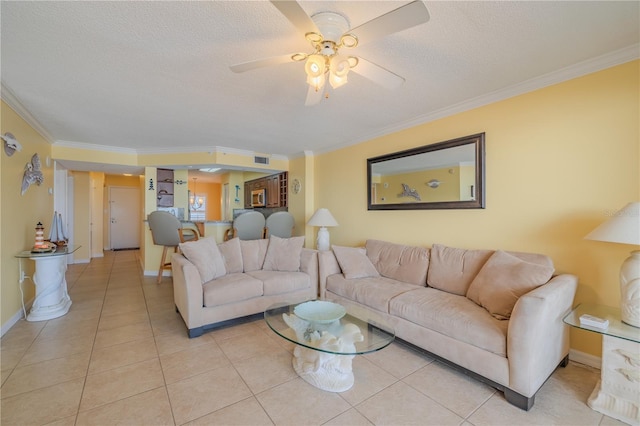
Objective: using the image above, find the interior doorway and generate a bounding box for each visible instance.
[109,186,140,250]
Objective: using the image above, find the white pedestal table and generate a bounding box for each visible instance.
[16,245,79,321]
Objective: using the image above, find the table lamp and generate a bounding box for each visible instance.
[585,202,640,327]
[307,208,338,251]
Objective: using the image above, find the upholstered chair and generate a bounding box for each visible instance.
[148,211,199,283]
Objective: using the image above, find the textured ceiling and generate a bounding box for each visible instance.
[1,1,638,174]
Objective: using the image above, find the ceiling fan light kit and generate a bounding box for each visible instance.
[230,0,430,105]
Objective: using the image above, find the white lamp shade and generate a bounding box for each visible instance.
[307,208,338,227]
[585,202,640,245]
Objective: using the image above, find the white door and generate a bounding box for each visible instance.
[109,187,140,250]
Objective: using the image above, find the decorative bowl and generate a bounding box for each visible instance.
[294,301,346,323]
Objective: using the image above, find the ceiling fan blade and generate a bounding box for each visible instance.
[349,0,430,45]
[270,0,319,35]
[304,84,324,106]
[350,58,405,90]
[230,54,295,73]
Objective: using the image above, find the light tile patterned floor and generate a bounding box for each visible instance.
[0,250,627,425]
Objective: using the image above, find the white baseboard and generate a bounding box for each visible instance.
[72,259,91,264]
[143,269,172,277]
[91,252,104,258]
[569,348,601,370]
[1,297,33,337]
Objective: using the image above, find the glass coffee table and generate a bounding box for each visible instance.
[265,300,395,392]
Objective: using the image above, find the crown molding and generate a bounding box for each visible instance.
[56,140,288,161]
[53,140,138,155]
[315,44,640,155]
[0,82,55,143]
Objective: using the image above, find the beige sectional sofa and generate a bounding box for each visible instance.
[318,239,577,410]
[172,236,318,338]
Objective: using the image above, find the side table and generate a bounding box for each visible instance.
[564,303,640,425]
[16,245,80,321]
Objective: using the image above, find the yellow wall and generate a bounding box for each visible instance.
[188,180,222,221]
[313,61,639,357]
[1,100,54,327]
[72,171,91,262]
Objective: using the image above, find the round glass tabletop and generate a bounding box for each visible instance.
[264,299,395,355]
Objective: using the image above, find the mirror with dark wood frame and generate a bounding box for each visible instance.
[367,133,485,210]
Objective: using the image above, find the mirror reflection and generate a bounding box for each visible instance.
[367,133,485,210]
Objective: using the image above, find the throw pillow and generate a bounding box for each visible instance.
[427,244,493,296]
[365,239,428,285]
[218,237,243,274]
[240,239,270,272]
[466,250,555,320]
[179,237,226,283]
[262,235,305,272]
[332,245,380,279]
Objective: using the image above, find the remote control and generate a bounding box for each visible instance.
[579,314,609,329]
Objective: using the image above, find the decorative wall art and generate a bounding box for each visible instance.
[21,153,44,195]
[398,183,421,201]
[1,132,23,156]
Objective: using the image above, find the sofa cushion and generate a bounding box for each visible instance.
[218,237,243,273]
[326,274,419,313]
[390,287,509,356]
[365,240,430,286]
[263,235,305,272]
[467,250,555,320]
[203,273,263,307]
[240,239,269,272]
[247,270,311,296]
[332,245,380,279]
[179,237,226,283]
[427,244,493,295]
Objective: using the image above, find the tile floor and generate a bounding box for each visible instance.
[0,250,626,425]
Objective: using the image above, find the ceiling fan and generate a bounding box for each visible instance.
[230,1,430,106]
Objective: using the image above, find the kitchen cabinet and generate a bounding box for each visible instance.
[244,172,288,209]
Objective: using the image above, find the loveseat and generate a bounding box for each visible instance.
[318,239,577,410]
[172,235,318,338]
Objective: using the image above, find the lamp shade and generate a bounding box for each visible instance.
[585,202,640,245]
[307,208,338,227]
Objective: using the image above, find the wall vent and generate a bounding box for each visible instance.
[254,156,269,165]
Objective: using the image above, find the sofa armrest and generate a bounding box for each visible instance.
[300,248,319,297]
[171,253,205,330]
[318,250,341,299]
[507,274,578,397]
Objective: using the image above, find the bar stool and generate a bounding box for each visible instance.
[224,211,266,241]
[264,211,295,238]
[148,211,199,283]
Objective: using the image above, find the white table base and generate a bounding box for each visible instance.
[27,255,72,321]
[292,345,356,392]
[587,335,639,425]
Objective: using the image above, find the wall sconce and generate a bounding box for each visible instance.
[427,179,442,188]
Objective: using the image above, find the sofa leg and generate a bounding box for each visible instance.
[559,354,569,367]
[504,389,534,411]
[188,327,204,338]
